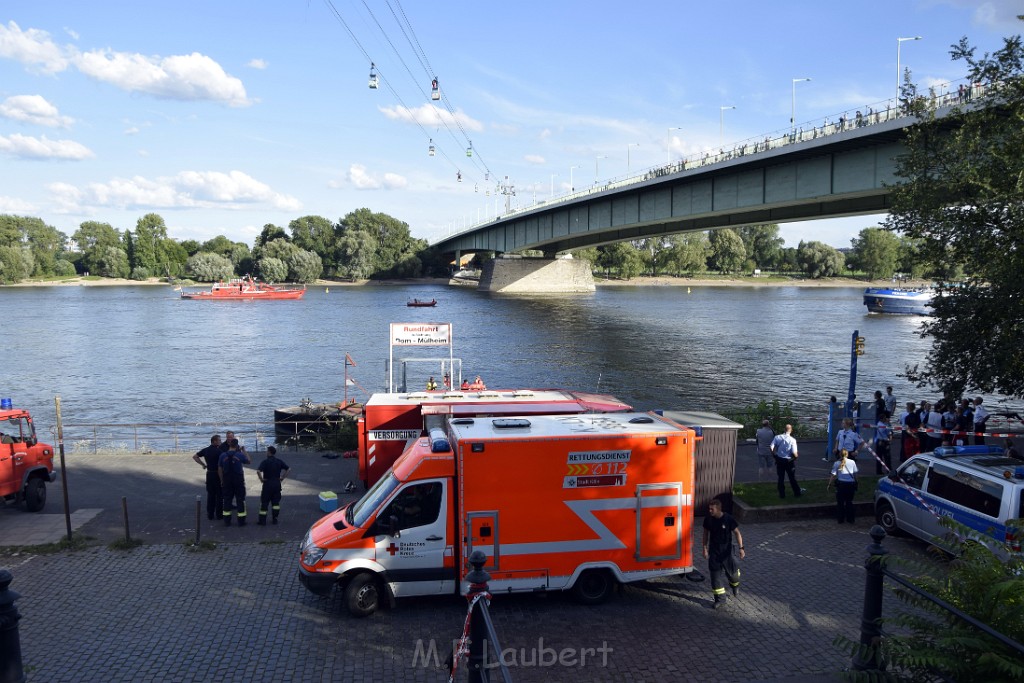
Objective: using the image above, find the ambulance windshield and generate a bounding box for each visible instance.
[350,473,400,527]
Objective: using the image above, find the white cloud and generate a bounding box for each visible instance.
[124,126,140,135]
[46,170,300,212]
[0,21,71,74]
[0,133,93,160]
[0,95,73,127]
[378,103,483,132]
[345,164,407,191]
[74,50,252,107]
[0,196,36,212]
[0,22,251,106]
[524,154,545,165]
[247,58,268,70]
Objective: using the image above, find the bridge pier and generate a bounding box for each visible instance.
[477,256,595,293]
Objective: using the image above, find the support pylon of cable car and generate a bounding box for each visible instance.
[428,139,435,157]
[368,63,378,89]
[431,78,440,101]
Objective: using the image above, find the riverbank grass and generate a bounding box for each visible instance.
[734,476,882,507]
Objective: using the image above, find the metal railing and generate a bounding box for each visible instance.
[47,422,278,455]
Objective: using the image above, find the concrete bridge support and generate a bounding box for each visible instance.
[477,256,595,293]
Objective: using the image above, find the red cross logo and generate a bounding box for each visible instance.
[386,543,399,556]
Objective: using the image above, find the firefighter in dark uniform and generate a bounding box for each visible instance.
[256,446,290,525]
[702,498,745,609]
[218,438,250,526]
[192,434,223,520]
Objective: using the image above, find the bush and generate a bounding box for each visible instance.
[722,399,822,439]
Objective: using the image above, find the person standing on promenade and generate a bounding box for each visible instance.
[884,386,897,418]
[834,418,865,460]
[192,434,223,520]
[973,397,990,445]
[219,438,250,526]
[770,424,803,498]
[874,412,892,475]
[827,449,859,524]
[754,419,775,478]
[702,498,744,610]
[256,446,290,525]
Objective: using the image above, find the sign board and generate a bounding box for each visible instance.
[390,323,451,347]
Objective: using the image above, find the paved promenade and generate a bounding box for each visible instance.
[1,442,932,682]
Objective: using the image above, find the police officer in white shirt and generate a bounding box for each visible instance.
[834,418,865,459]
[973,397,990,445]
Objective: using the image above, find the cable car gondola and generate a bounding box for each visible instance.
[431,78,440,101]
[466,141,473,157]
[368,63,378,89]
[456,171,462,182]
[428,138,435,157]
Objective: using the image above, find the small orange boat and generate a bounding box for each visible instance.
[180,276,305,300]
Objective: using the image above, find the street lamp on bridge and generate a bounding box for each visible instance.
[550,173,558,198]
[627,143,639,174]
[791,78,811,134]
[569,165,580,192]
[897,36,922,101]
[666,127,682,164]
[594,155,607,184]
[720,105,735,147]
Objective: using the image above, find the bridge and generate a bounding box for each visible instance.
[432,84,978,292]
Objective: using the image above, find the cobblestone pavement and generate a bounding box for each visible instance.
[2,447,935,682]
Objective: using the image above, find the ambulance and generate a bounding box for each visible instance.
[356,388,633,488]
[299,411,696,616]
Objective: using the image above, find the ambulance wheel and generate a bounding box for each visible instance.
[875,501,901,536]
[571,569,616,605]
[345,573,380,617]
[25,478,46,512]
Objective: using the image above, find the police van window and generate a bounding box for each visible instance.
[386,482,443,531]
[926,464,1003,518]
[900,461,928,490]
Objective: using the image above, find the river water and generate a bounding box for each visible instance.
[1,283,1015,434]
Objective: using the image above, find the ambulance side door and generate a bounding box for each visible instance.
[372,479,450,597]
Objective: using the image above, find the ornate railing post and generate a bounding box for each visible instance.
[852,525,888,672]
[465,550,492,683]
[0,569,26,683]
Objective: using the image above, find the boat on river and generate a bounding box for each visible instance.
[863,286,932,315]
[180,276,305,300]
[406,298,437,307]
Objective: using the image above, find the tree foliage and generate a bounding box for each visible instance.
[850,227,900,279]
[257,257,288,283]
[886,26,1024,397]
[663,232,710,275]
[708,228,747,273]
[797,240,844,278]
[737,224,784,269]
[0,245,29,283]
[186,252,235,282]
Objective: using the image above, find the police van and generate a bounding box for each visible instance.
[874,445,1024,554]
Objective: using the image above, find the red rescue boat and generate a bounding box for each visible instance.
[180,276,306,300]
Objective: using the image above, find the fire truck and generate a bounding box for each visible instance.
[300,411,695,616]
[356,388,632,488]
[0,403,56,512]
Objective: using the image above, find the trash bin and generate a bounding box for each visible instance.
[660,411,742,515]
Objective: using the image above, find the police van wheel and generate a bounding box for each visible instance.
[876,501,900,536]
[345,574,380,617]
[570,569,616,605]
[25,478,46,512]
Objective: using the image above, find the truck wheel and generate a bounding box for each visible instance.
[25,478,46,512]
[570,569,616,605]
[344,574,380,617]
[875,501,900,536]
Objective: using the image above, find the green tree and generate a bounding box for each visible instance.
[0,215,23,247]
[662,232,710,275]
[130,213,167,272]
[286,249,323,283]
[849,227,900,279]
[334,229,377,280]
[596,242,643,279]
[886,26,1024,396]
[737,224,784,269]
[0,245,29,283]
[96,245,130,278]
[257,256,288,283]
[338,208,422,277]
[796,240,844,278]
[186,252,235,282]
[289,215,336,272]
[200,235,236,258]
[708,228,747,273]
[254,224,288,251]
[633,238,668,276]
[71,221,123,276]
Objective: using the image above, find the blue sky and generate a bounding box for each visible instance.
[0,1,1019,250]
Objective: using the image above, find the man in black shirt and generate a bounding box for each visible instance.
[257,446,290,525]
[702,498,745,609]
[192,434,223,520]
